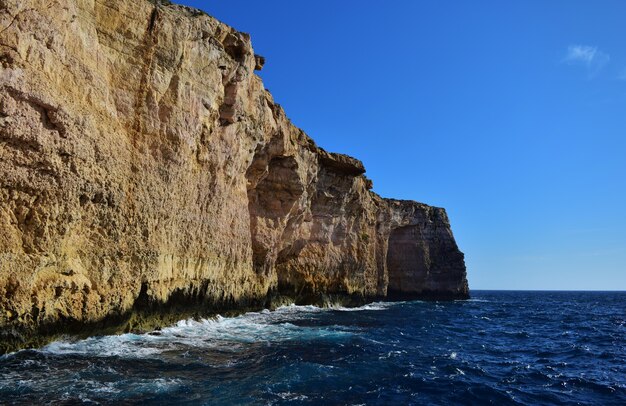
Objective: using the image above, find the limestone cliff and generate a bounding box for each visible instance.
[0,0,468,352]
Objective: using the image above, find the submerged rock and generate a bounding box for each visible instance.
[0,0,468,352]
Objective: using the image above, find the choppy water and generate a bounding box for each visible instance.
[1,291,625,405]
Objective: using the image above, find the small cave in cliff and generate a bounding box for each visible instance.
[386,225,428,293]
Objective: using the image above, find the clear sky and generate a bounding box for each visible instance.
[177,1,626,290]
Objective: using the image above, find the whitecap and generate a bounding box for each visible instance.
[330,301,395,311]
[42,335,164,358]
[378,350,407,359]
[276,392,308,401]
[39,303,358,359]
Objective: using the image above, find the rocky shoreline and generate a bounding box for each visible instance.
[0,0,468,353]
[1,290,468,354]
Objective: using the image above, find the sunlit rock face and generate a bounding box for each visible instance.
[0,0,468,352]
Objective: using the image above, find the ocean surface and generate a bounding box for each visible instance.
[1,291,625,405]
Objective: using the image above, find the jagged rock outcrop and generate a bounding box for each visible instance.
[0,0,468,352]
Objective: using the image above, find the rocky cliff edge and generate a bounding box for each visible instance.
[0,0,468,352]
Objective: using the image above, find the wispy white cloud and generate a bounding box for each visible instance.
[564,45,599,64]
[562,45,610,77]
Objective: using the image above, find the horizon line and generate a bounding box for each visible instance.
[471,289,626,292]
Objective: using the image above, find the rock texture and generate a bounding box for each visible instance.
[0,0,468,352]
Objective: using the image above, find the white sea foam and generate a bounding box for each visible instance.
[276,391,309,401]
[39,301,394,359]
[378,350,407,360]
[43,334,164,358]
[274,304,324,313]
[329,301,395,311]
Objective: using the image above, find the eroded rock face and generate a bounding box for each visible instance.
[383,200,468,299]
[0,0,468,352]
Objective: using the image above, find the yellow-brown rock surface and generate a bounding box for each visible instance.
[0,0,468,352]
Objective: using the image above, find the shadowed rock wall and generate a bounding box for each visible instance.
[0,0,468,352]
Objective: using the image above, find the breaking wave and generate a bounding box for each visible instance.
[2,292,625,405]
[37,302,394,359]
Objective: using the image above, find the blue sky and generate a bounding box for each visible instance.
[178,1,626,290]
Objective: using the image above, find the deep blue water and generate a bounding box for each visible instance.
[1,291,625,405]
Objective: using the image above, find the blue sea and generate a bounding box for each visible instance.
[1,291,625,405]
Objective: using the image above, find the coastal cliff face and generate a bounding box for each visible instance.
[0,0,468,352]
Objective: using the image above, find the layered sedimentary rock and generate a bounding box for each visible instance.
[0,0,468,352]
